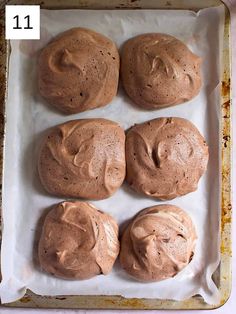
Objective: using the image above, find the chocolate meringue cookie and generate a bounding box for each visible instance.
[126,117,208,200]
[121,33,202,109]
[38,201,120,280]
[38,118,126,199]
[120,204,197,282]
[38,28,119,114]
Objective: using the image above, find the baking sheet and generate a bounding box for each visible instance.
[0,6,224,305]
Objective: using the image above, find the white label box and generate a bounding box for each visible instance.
[5,5,40,40]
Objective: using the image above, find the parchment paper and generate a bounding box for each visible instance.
[0,6,224,304]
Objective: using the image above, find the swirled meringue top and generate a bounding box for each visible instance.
[38,201,120,280]
[126,117,208,200]
[121,33,202,109]
[38,27,119,114]
[120,204,197,282]
[38,118,126,199]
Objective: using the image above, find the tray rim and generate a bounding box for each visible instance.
[0,0,232,310]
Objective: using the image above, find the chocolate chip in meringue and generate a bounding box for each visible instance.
[38,201,120,280]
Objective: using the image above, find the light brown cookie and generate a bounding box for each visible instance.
[38,28,119,114]
[38,201,120,280]
[125,117,208,200]
[121,33,201,109]
[120,204,197,282]
[38,118,126,199]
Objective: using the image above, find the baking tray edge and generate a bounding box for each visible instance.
[0,0,232,310]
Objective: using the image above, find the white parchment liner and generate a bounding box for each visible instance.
[0,6,224,304]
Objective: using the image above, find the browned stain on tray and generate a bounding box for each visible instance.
[55,296,67,300]
[222,135,230,148]
[220,11,232,263]
[222,79,230,97]
[223,99,230,110]
[220,195,232,256]
[101,297,146,308]
[20,296,31,303]
[221,242,232,256]
[223,100,230,118]
[117,298,146,308]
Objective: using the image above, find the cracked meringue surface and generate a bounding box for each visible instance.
[120,204,197,282]
[121,33,202,109]
[38,118,126,199]
[38,28,119,114]
[125,117,208,200]
[38,201,120,280]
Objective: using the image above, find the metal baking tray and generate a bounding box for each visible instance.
[0,0,232,310]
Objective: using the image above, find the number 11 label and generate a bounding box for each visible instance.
[5,5,40,39]
[13,15,33,30]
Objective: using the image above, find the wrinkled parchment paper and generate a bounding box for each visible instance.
[0,6,225,304]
